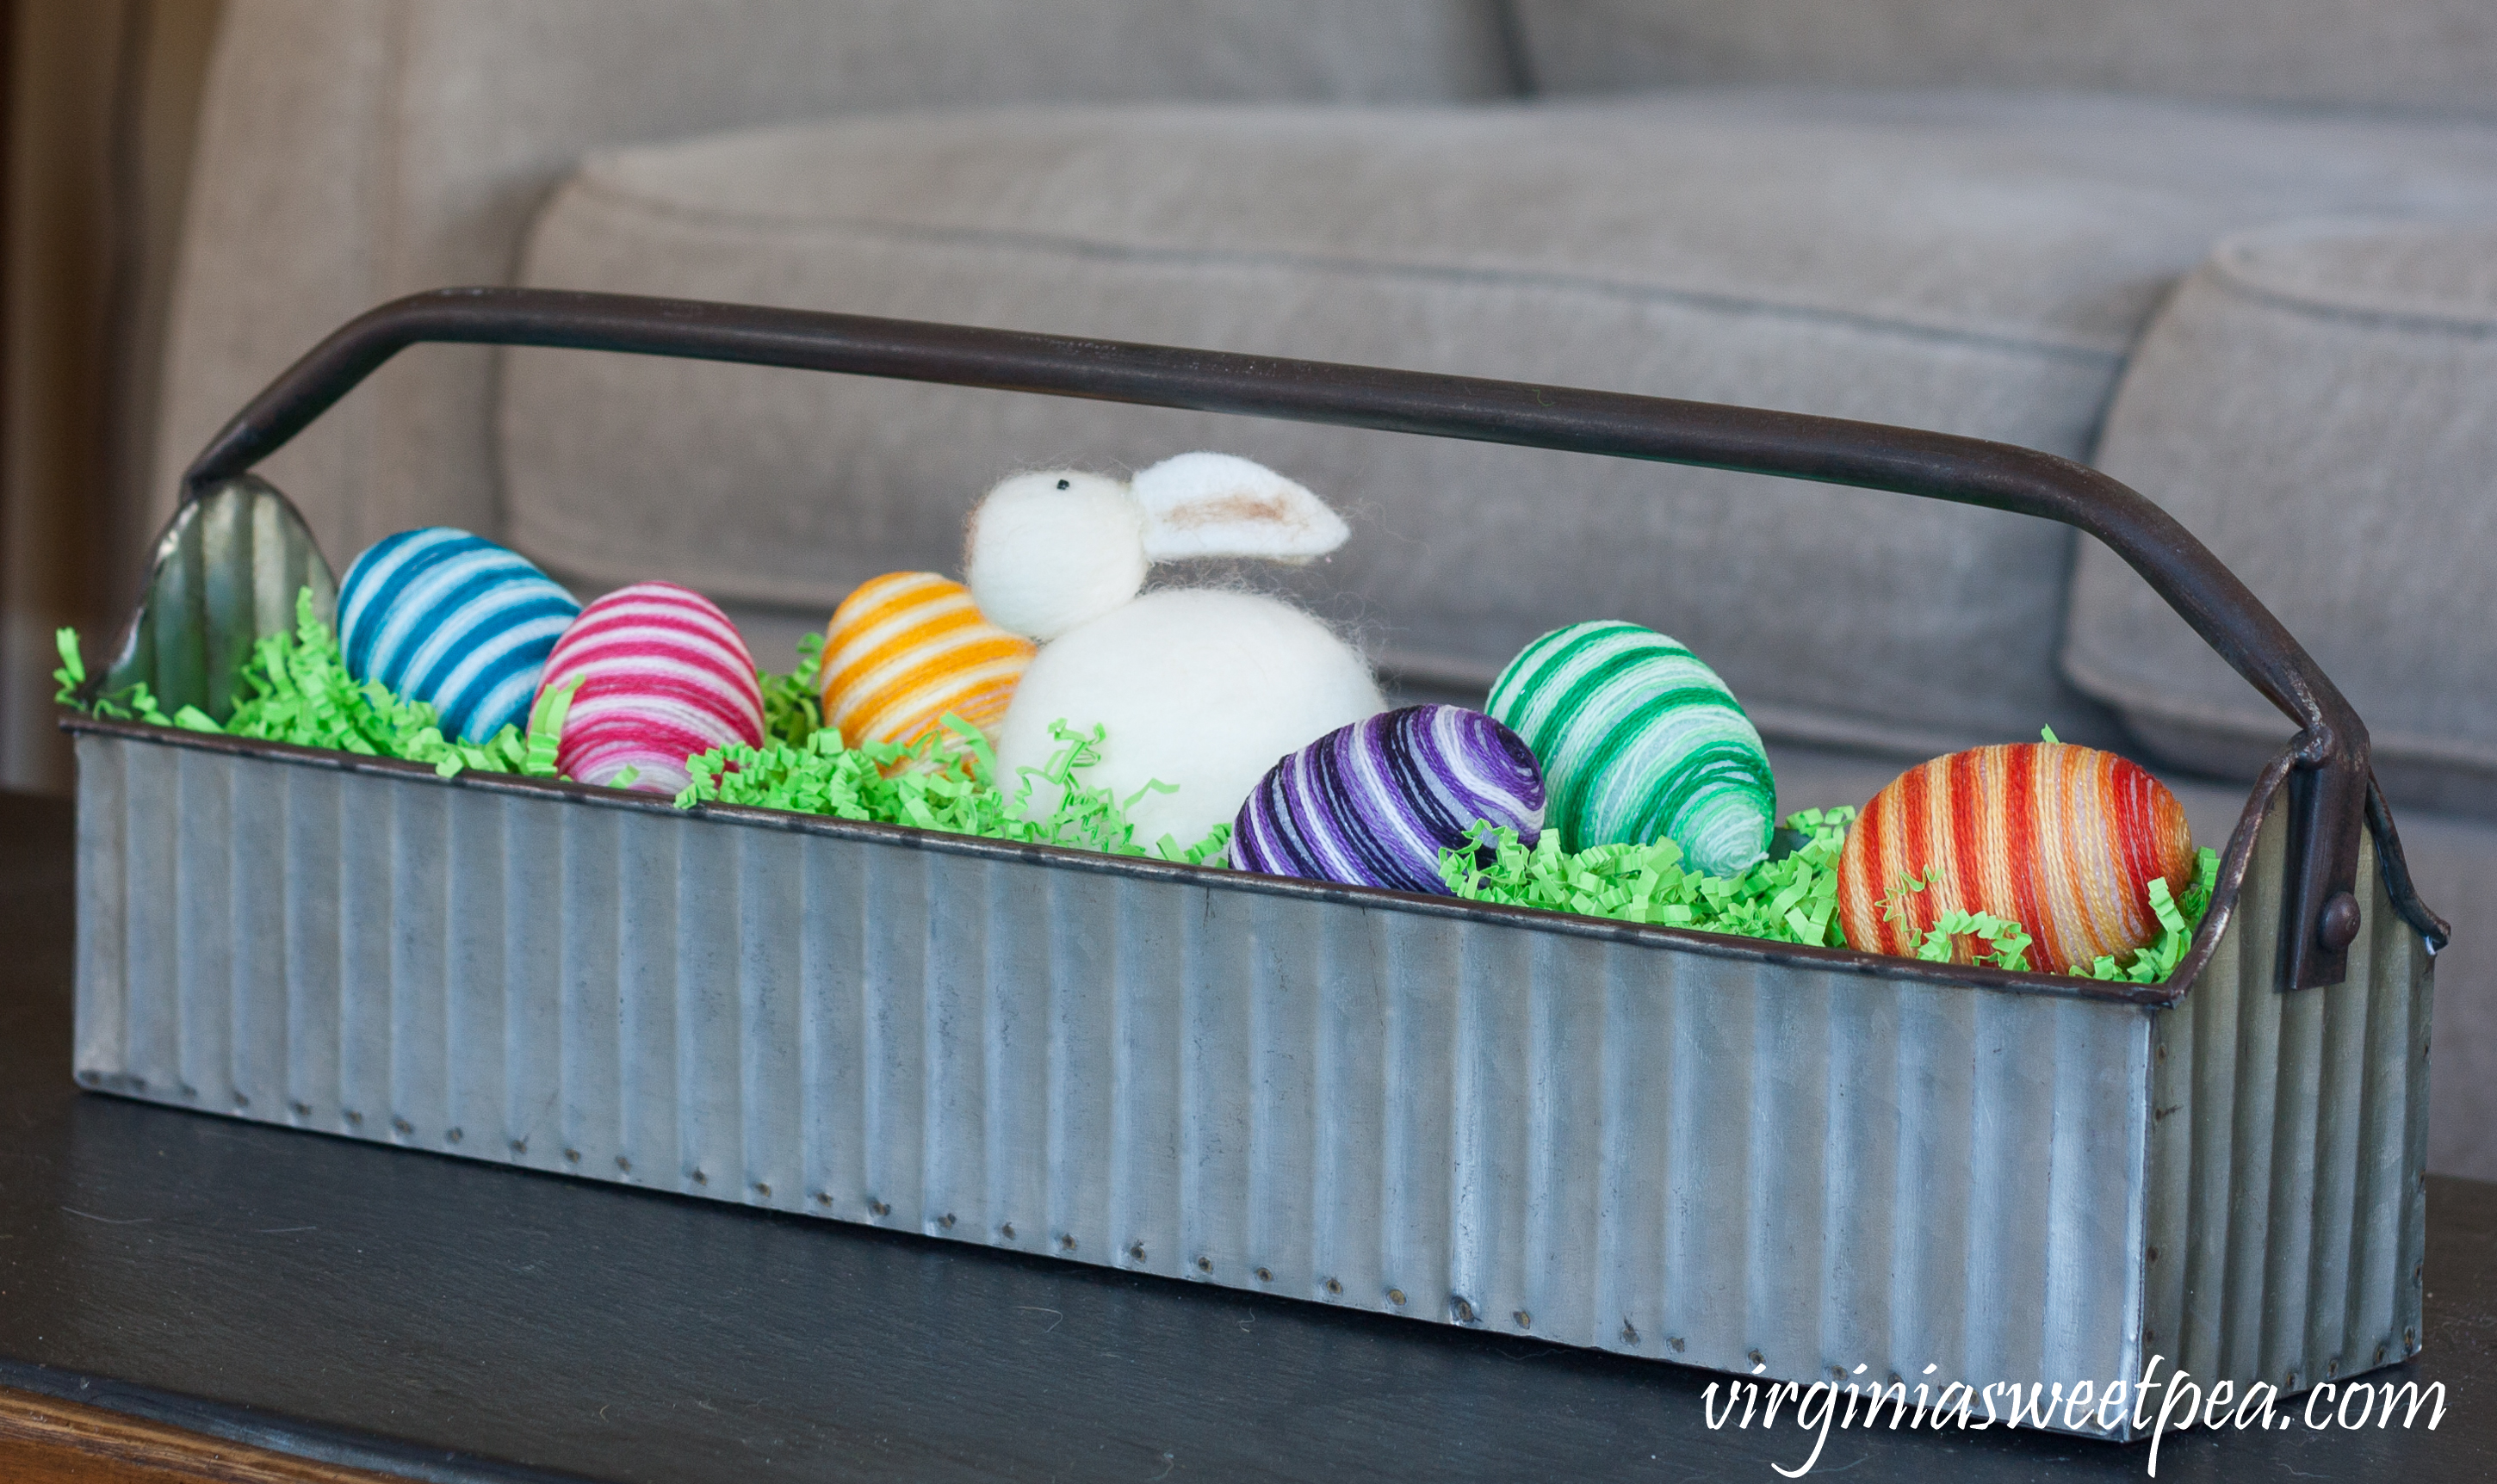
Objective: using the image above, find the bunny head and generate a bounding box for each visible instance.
[963,470,1145,642]
[965,453,1384,848]
[965,454,1349,641]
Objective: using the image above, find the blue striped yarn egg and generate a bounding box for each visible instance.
[1486,621,1774,876]
[1230,704,1545,895]
[338,529,580,743]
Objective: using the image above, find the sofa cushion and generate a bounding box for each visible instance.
[153,0,1518,585]
[501,91,2497,757]
[2064,220,2497,819]
[1513,1,2497,116]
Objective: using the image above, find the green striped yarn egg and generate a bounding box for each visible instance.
[1486,621,1775,876]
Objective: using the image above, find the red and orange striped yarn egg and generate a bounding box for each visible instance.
[536,581,765,795]
[820,572,1034,750]
[1835,743,2195,971]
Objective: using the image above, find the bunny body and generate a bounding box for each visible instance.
[970,454,1384,847]
[997,588,1381,846]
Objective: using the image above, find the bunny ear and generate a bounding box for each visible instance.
[1130,453,1349,565]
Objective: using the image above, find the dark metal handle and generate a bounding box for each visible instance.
[183,286,2376,988]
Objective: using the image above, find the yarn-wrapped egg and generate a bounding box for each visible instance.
[337,528,579,742]
[1230,704,1546,894]
[820,572,1035,749]
[1485,621,1775,876]
[535,582,765,795]
[1835,742,2195,971]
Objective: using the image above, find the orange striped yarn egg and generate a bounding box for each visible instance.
[1835,743,2194,971]
[820,572,1035,749]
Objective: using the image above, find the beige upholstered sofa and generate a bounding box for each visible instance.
[155,1,2497,1172]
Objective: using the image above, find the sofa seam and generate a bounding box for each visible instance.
[2060,646,2497,778]
[547,172,2132,365]
[1486,0,1538,97]
[2201,251,2497,337]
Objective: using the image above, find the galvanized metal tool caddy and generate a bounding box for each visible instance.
[69,288,2449,1441]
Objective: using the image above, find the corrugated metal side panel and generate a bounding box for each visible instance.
[2144,796,2432,1413]
[79,736,2168,1431]
[72,734,128,1079]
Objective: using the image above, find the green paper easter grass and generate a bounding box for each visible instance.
[759,630,827,746]
[56,591,573,780]
[58,599,2209,982]
[57,590,1224,861]
[674,717,1232,865]
[2067,847,2220,984]
[1440,806,2219,984]
[1878,869,2037,971]
[684,628,1230,860]
[1862,844,2218,980]
[1438,806,1855,949]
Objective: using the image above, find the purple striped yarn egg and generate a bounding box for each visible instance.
[1230,704,1545,894]
[535,581,765,795]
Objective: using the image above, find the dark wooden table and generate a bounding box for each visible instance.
[1,786,2490,1482]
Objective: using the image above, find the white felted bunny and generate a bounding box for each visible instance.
[967,452,1385,847]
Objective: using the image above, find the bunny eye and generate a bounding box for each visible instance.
[1056,479,1070,491]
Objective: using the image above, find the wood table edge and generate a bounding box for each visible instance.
[0,1384,417,1484]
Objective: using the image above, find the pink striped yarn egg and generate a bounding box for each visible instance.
[535,582,765,795]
